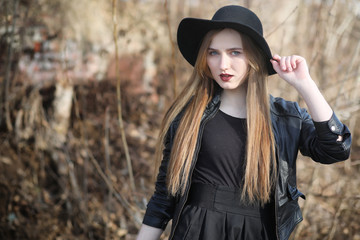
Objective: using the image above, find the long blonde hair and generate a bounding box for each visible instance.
[154,29,276,205]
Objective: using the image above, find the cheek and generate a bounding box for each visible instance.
[238,60,249,72]
[206,59,216,73]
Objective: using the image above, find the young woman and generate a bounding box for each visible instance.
[137,5,351,240]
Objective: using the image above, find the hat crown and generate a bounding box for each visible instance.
[211,5,263,36]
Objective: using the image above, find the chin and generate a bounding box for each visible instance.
[218,83,239,90]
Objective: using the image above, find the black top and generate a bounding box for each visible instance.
[191,110,276,239]
[193,110,247,188]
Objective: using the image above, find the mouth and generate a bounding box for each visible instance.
[220,74,233,82]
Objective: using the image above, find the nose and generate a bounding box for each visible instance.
[220,54,230,71]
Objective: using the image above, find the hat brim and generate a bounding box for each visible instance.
[177,18,276,75]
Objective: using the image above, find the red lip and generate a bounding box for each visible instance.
[220,74,233,82]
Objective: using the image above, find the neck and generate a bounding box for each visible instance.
[219,85,247,118]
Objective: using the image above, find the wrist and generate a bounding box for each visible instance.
[295,79,333,122]
[294,77,316,97]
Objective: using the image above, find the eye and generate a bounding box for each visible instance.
[230,50,242,56]
[208,50,218,56]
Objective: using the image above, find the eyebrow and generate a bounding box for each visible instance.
[207,47,243,51]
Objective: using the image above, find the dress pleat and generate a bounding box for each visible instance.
[173,203,274,240]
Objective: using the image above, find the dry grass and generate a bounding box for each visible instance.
[0,0,359,239]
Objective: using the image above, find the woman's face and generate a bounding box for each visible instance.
[206,29,248,91]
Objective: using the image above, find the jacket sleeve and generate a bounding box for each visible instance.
[299,107,352,164]
[142,122,176,230]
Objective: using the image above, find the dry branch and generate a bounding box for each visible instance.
[3,0,19,131]
[112,0,136,192]
[104,107,112,240]
[292,165,320,240]
[0,0,359,239]
[164,0,178,97]
[265,6,298,38]
[72,85,141,228]
[326,179,349,240]
[334,39,360,108]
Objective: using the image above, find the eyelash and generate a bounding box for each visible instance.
[208,50,242,56]
[208,51,218,56]
[231,51,242,56]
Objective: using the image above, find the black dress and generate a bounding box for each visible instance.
[172,110,276,240]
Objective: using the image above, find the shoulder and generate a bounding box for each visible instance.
[170,93,220,128]
[270,95,306,119]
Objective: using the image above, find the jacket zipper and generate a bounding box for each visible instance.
[169,106,220,240]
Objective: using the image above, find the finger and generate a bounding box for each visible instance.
[296,55,307,67]
[272,54,281,61]
[285,56,292,71]
[270,59,281,73]
[290,55,297,69]
[280,56,287,71]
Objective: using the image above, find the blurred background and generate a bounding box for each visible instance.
[0,0,359,239]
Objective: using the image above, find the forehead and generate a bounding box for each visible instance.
[209,28,243,48]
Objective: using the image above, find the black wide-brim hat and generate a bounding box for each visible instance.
[177,5,276,75]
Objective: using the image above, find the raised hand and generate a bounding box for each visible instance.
[270,54,312,90]
[270,54,332,121]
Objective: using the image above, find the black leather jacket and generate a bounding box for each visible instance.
[143,92,351,240]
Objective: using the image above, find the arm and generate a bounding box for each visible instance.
[136,224,163,240]
[297,107,351,163]
[271,55,351,162]
[139,122,177,237]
